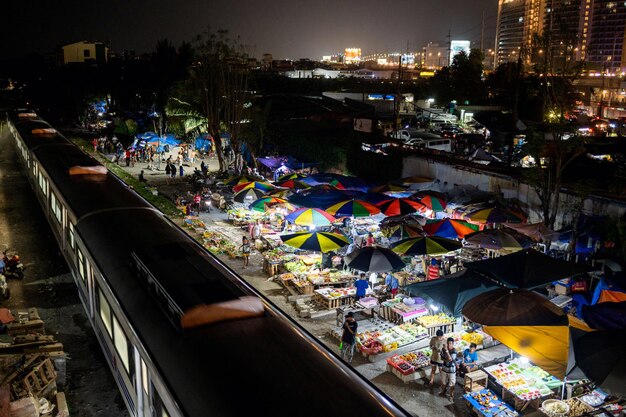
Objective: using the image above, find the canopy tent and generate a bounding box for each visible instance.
[194,135,214,152]
[582,301,626,330]
[257,156,318,171]
[590,275,626,304]
[464,249,592,289]
[403,270,498,316]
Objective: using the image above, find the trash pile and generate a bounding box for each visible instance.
[0,308,69,417]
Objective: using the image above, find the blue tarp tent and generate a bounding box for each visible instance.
[194,135,214,152]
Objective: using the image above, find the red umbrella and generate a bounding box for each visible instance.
[376,198,426,216]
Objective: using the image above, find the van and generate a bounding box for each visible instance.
[423,138,452,152]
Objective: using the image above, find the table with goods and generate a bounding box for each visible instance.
[378,297,430,323]
[313,287,356,309]
[416,312,457,336]
[201,230,239,258]
[464,389,520,417]
[484,359,561,410]
[385,328,490,384]
[540,389,623,417]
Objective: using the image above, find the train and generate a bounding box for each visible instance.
[3,111,410,417]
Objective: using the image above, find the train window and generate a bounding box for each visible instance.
[140,359,148,395]
[50,193,62,223]
[98,289,113,337]
[68,223,75,250]
[112,315,130,373]
[77,250,85,281]
[152,386,170,417]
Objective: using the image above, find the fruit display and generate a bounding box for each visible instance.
[202,231,238,256]
[461,331,485,346]
[565,398,592,417]
[184,217,206,229]
[315,287,355,300]
[465,389,519,417]
[485,360,555,401]
[397,350,430,369]
[307,270,353,285]
[417,313,456,327]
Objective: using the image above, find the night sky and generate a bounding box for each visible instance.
[3,0,497,60]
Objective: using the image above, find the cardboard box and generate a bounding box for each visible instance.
[555,283,571,295]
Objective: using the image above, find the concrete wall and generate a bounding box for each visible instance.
[403,156,626,227]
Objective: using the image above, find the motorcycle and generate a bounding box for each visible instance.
[1,248,25,280]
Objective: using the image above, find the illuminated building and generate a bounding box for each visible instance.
[344,48,362,64]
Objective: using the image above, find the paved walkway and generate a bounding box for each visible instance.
[99,149,486,417]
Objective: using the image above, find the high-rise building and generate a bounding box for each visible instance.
[495,0,626,71]
[344,48,362,64]
[422,43,449,68]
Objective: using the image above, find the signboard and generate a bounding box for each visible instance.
[450,40,471,64]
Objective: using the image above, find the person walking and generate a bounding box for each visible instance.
[440,337,457,400]
[427,329,446,386]
[340,312,358,364]
[179,165,184,177]
[240,237,251,269]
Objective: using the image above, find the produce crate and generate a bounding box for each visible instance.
[263,259,281,276]
[464,370,488,393]
[386,357,415,376]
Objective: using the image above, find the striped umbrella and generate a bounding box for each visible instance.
[423,219,479,239]
[465,206,524,224]
[233,181,275,193]
[233,188,266,203]
[418,194,447,212]
[249,197,296,212]
[326,199,381,218]
[224,174,264,187]
[273,179,310,190]
[377,198,426,216]
[380,224,425,241]
[277,172,308,181]
[280,231,350,253]
[285,208,336,226]
[464,229,533,252]
[344,247,405,272]
[391,236,463,256]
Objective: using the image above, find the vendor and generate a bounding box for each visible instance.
[385,272,399,297]
[354,273,369,301]
[460,343,479,375]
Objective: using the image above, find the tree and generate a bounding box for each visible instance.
[167,29,250,173]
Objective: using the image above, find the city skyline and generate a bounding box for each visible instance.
[3,0,497,60]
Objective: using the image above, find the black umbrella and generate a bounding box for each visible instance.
[581,301,626,330]
[464,249,593,289]
[404,270,498,316]
[344,247,405,273]
[462,288,569,326]
[569,330,626,397]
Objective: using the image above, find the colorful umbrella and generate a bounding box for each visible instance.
[326,199,381,218]
[328,178,347,190]
[465,229,532,252]
[224,174,263,187]
[266,188,292,198]
[391,236,463,256]
[273,179,310,190]
[344,247,405,272]
[233,188,266,203]
[465,206,524,224]
[277,172,308,182]
[423,219,479,239]
[376,198,426,216]
[233,181,275,193]
[280,231,350,253]
[249,197,295,212]
[285,208,336,227]
[418,194,447,212]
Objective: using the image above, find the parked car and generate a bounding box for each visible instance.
[389,128,423,142]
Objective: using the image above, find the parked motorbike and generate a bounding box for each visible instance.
[1,248,25,280]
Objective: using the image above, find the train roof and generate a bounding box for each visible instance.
[76,209,408,417]
[32,144,152,219]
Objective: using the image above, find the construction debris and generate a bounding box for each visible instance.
[0,308,68,417]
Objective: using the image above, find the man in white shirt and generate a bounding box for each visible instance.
[369,272,378,289]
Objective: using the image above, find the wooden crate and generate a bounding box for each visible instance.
[424,323,454,337]
[464,370,488,393]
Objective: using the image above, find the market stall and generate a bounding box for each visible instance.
[463,389,520,417]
